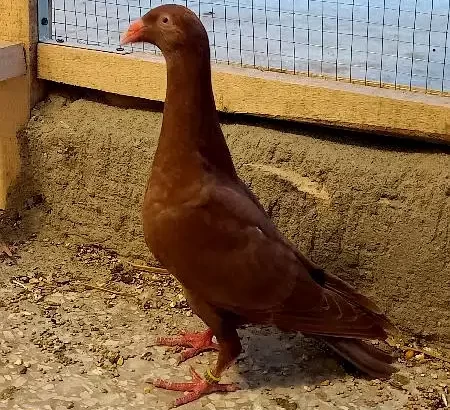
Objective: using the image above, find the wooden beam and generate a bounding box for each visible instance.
[0,0,41,210]
[0,42,26,82]
[0,0,44,107]
[0,77,28,209]
[37,43,450,144]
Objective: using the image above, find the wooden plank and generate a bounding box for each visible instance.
[37,43,450,144]
[0,0,43,106]
[0,0,40,210]
[0,1,33,45]
[0,77,27,209]
[0,42,26,82]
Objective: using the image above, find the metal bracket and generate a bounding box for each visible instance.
[37,0,52,41]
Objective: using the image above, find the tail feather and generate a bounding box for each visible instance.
[265,255,398,378]
[322,271,382,313]
[319,272,397,378]
[322,337,396,379]
[322,271,396,332]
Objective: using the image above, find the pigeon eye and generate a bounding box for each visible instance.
[162,17,169,24]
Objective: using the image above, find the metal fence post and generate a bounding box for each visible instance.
[38,0,52,41]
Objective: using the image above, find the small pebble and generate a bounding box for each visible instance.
[315,391,330,402]
[415,353,425,361]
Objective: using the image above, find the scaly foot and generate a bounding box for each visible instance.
[156,329,219,364]
[153,366,239,408]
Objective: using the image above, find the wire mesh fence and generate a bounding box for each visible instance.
[45,0,450,94]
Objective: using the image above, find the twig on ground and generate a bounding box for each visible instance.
[12,280,29,291]
[128,262,169,275]
[442,393,448,407]
[81,283,137,298]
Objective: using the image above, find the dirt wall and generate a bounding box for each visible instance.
[7,93,450,342]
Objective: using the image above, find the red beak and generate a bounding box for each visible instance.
[120,18,145,45]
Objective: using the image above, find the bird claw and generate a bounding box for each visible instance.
[176,345,218,365]
[155,329,219,364]
[152,366,239,408]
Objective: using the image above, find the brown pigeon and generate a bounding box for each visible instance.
[121,5,396,407]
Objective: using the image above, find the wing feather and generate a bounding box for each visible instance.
[156,178,389,339]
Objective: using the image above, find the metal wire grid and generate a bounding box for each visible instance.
[47,0,450,94]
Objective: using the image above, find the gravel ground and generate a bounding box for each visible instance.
[1,235,449,409]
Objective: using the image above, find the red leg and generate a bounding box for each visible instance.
[153,367,238,408]
[152,330,242,408]
[156,329,219,364]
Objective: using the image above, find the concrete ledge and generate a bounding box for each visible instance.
[37,43,450,145]
[0,42,26,82]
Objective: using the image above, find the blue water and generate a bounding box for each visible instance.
[51,0,450,92]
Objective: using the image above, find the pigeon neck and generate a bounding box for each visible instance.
[165,52,217,123]
[155,49,236,178]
